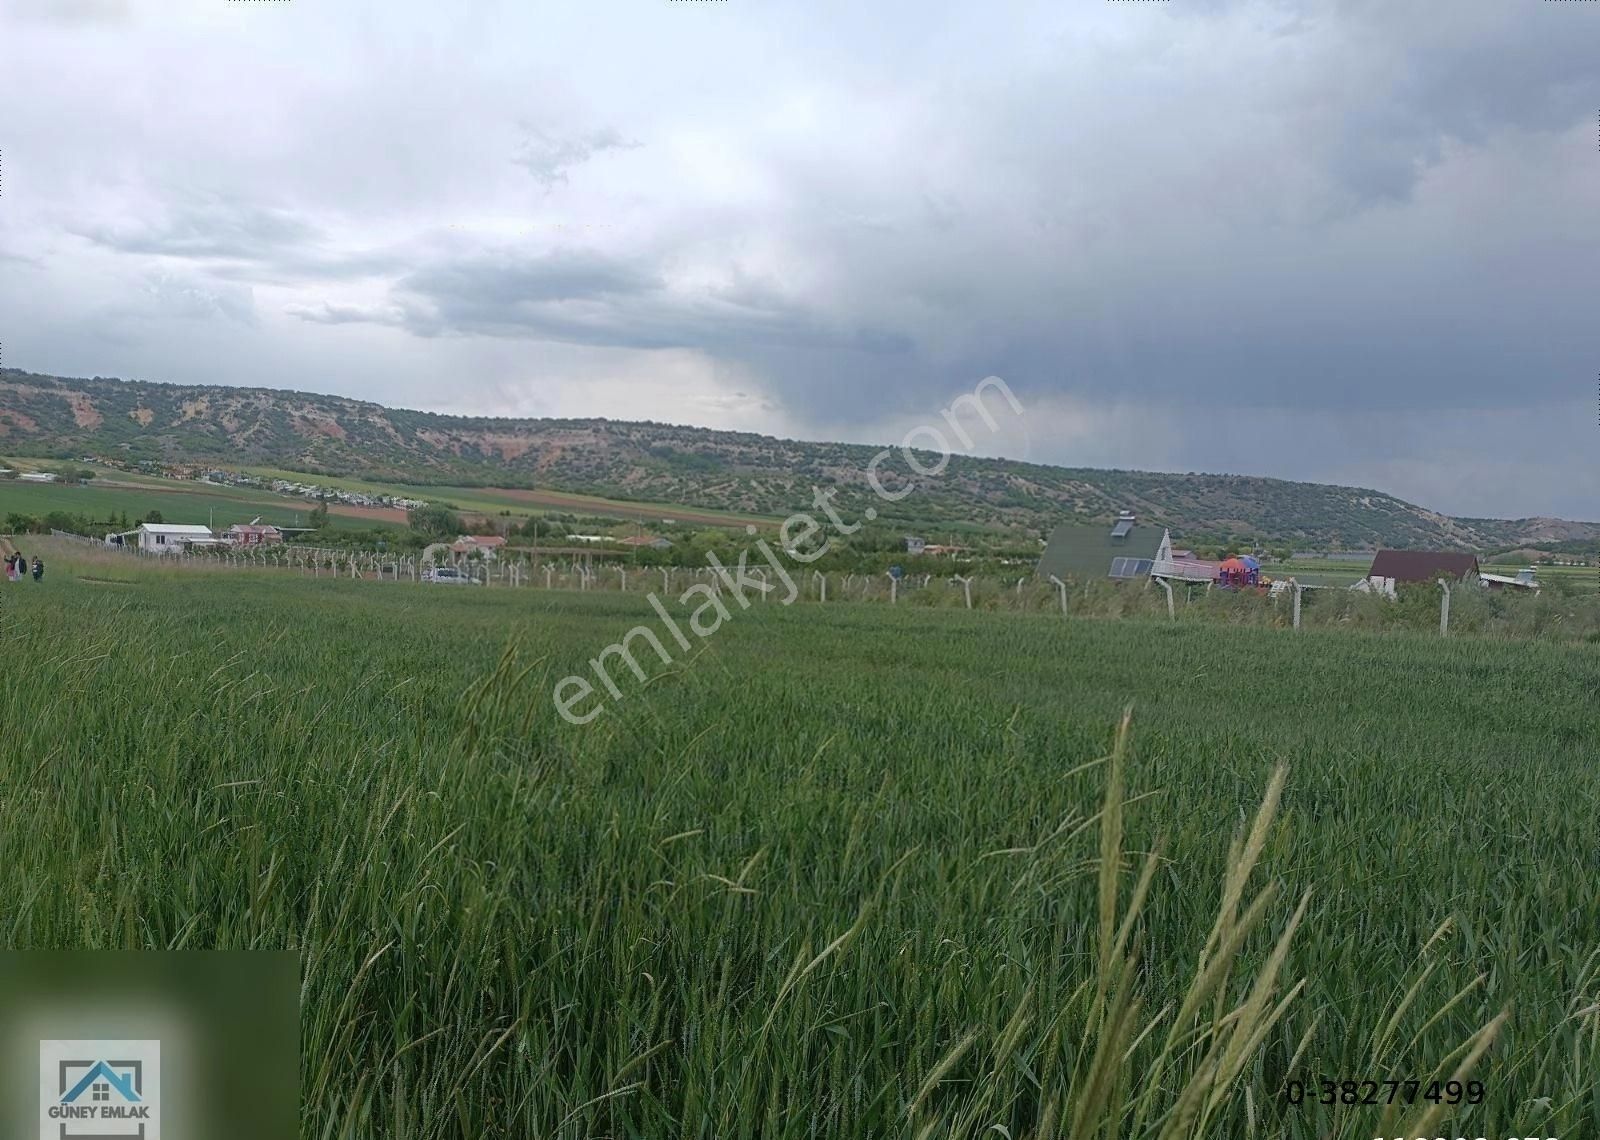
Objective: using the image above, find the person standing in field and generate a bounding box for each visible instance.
[31,557,43,582]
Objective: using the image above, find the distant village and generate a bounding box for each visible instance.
[182,465,431,512]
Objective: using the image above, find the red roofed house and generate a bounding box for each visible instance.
[452,534,508,561]
[225,523,283,546]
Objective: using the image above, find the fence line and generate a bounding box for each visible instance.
[49,529,102,547]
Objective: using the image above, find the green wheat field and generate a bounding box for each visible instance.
[1,542,1596,1139]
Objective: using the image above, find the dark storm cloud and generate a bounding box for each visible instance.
[4,0,1598,518]
[371,247,914,354]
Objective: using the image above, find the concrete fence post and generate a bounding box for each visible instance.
[1156,576,1175,620]
[1048,574,1068,615]
[954,575,973,610]
[1439,580,1451,636]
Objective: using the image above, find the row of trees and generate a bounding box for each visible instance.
[4,508,163,535]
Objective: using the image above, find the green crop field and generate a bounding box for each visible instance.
[0,476,400,532]
[0,540,1595,1139]
[240,465,773,528]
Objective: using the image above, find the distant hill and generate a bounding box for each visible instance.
[1,367,1595,551]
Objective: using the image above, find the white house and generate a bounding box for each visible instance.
[134,524,217,554]
[452,534,508,561]
[18,472,58,483]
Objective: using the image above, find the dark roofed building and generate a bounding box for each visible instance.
[1037,511,1167,582]
[1366,549,1480,584]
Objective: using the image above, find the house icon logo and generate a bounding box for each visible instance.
[39,1041,160,1140]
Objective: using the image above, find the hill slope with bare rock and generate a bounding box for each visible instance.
[1,367,1593,550]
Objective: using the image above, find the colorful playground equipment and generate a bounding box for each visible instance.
[1216,555,1262,590]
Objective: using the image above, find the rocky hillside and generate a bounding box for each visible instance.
[1,367,1594,550]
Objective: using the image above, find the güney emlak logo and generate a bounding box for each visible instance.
[39,1040,161,1140]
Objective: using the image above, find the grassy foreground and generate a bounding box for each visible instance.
[0,543,1596,1138]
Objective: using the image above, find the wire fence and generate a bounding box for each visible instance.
[15,531,1600,643]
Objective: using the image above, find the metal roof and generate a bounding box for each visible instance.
[138,524,215,536]
[1038,521,1163,581]
[1367,549,1479,582]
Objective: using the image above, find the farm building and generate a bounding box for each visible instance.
[1039,511,1174,582]
[1359,549,1480,599]
[904,536,927,554]
[1479,567,1539,592]
[226,523,283,546]
[617,535,674,550]
[131,524,218,554]
[452,535,508,561]
[18,472,57,483]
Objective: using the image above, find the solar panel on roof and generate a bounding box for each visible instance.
[1108,557,1154,579]
[1110,519,1133,538]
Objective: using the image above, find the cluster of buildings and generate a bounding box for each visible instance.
[108,521,287,554]
[1037,512,1542,594]
[198,470,428,512]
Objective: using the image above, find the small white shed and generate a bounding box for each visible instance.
[136,524,217,554]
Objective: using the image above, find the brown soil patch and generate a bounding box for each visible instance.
[131,407,154,426]
[481,435,535,462]
[69,393,103,429]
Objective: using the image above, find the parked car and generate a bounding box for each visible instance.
[423,566,480,585]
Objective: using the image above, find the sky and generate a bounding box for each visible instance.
[0,0,1596,520]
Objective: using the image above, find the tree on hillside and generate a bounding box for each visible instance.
[143,510,164,524]
[309,499,330,528]
[408,505,462,538]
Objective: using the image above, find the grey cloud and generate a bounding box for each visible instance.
[5,0,1599,520]
[139,272,257,326]
[284,301,403,326]
[74,195,405,285]
[377,246,916,359]
[77,197,320,261]
[512,126,641,190]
